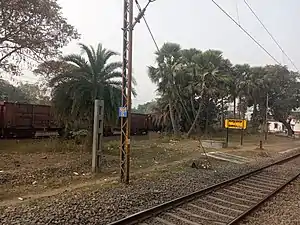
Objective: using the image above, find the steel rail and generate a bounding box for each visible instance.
[228,170,300,224]
[108,151,300,225]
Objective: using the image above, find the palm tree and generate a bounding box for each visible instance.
[148,42,183,135]
[180,49,202,120]
[186,50,230,137]
[229,64,251,118]
[50,43,132,132]
[239,66,266,130]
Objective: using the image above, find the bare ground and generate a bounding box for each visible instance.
[0,133,299,206]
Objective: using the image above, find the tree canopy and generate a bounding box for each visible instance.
[133,101,157,114]
[48,43,134,129]
[0,79,48,104]
[0,79,28,102]
[0,0,79,75]
[147,42,300,136]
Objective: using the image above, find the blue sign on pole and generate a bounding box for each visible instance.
[119,107,128,118]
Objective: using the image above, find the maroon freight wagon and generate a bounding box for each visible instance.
[130,113,150,135]
[0,101,151,138]
[0,101,61,138]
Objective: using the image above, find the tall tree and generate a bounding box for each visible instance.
[18,82,50,104]
[0,0,79,74]
[264,65,300,136]
[49,43,127,128]
[229,64,250,118]
[186,50,231,136]
[33,60,74,81]
[148,42,183,136]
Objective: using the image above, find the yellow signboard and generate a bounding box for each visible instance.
[225,119,247,129]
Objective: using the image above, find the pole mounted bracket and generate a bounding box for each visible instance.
[132,0,155,28]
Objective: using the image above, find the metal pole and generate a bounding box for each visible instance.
[265,93,268,141]
[125,0,134,184]
[226,128,229,147]
[120,0,129,183]
[240,128,244,146]
[120,0,133,184]
[120,0,155,184]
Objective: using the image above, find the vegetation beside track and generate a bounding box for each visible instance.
[0,133,299,203]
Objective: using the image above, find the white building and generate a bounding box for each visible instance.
[268,121,284,133]
[266,119,300,134]
[226,100,300,134]
[290,119,300,134]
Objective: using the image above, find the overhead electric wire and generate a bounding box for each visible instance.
[211,0,281,65]
[235,0,240,25]
[244,0,299,72]
[135,0,160,53]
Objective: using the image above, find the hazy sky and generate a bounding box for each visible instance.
[19,0,300,106]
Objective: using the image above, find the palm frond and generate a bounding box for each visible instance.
[103,71,122,81]
[49,70,88,87]
[103,50,120,65]
[78,43,97,74]
[104,62,122,74]
[62,54,89,71]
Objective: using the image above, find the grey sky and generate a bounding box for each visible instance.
[20,0,300,106]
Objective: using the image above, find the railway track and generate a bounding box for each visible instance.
[109,152,300,225]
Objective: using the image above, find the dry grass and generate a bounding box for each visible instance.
[0,135,203,201]
[0,138,87,153]
[0,132,298,203]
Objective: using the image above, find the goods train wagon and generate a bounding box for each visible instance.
[125,113,150,135]
[0,101,62,138]
[109,113,151,135]
[0,101,151,138]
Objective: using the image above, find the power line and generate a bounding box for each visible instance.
[235,0,240,25]
[135,0,160,53]
[211,0,281,65]
[243,0,299,72]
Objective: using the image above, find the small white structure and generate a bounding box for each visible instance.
[268,121,284,133]
[290,119,300,134]
[268,119,300,134]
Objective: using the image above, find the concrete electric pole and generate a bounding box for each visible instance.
[92,99,104,173]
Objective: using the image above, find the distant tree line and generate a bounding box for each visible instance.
[1,0,299,138]
[0,79,50,105]
[145,43,300,136]
[132,101,157,114]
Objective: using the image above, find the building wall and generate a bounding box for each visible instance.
[268,121,284,133]
[268,119,300,134]
[290,119,300,134]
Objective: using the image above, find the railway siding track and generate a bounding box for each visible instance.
[109,152,300,225]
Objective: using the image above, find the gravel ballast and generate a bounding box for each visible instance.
[143,155,300,225]
[240,177,300,225]
[0,153,299,225]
